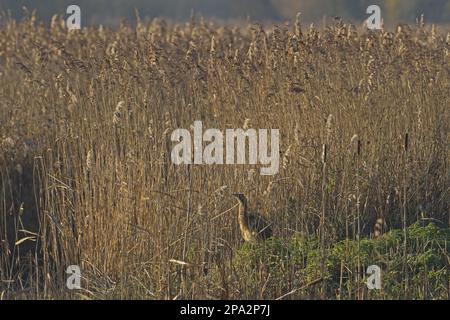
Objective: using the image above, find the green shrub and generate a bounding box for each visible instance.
[234,222,449,299]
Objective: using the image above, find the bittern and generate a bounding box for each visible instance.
[232,193,273,242]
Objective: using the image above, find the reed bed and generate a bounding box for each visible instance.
[0,13,449,299]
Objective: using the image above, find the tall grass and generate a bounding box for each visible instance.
[0,14,449,299]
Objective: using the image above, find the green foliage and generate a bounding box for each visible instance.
[234,222,449,299]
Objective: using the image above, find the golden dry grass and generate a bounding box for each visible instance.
[0,14,449,299]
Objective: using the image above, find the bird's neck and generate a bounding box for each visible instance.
[238,202,249,228]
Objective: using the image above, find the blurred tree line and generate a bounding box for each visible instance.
[277,0,450,23]
[1,0,449,25]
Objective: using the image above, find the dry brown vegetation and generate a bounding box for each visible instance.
[0,13,449,299]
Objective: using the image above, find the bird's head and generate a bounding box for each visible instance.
[232,193,248,206]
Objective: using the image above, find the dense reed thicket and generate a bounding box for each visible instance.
[0,14,449,299]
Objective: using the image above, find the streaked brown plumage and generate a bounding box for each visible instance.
[232,193,273,242]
